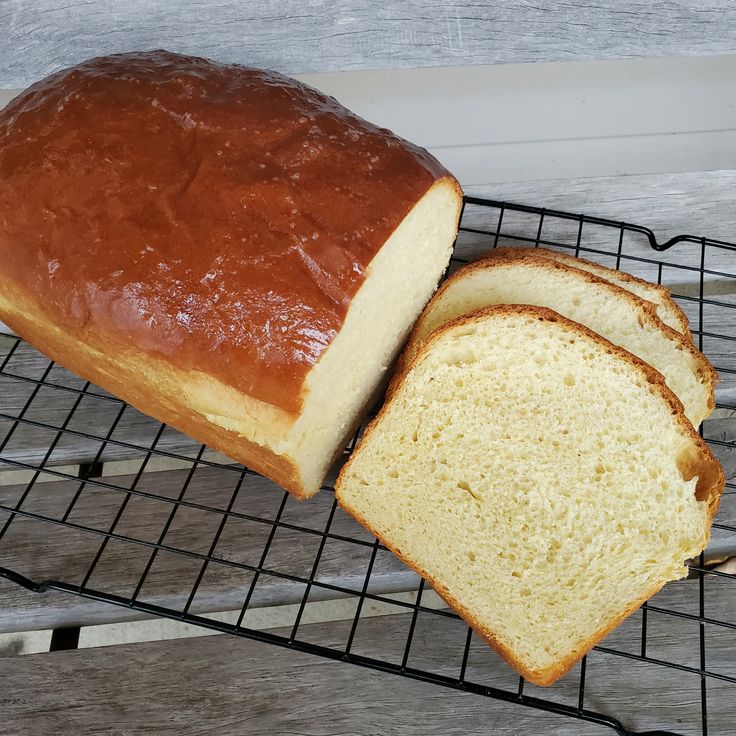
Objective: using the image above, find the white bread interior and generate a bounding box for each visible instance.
[401,256,715,427]
[337,306,722,685]
[285,178,462,492]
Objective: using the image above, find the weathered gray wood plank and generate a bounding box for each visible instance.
[0,617,604,736]
[0,465,416,632]
[2,590,734,736]
[2,1,736,88]
[0,450,733,634]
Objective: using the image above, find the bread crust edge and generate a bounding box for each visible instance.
[491,245,693,340]
[0,293,313,498]
[390,253,717,424]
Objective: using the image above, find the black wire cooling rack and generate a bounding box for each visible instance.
[1,196,735,736]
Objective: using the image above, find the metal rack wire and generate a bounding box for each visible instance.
[1,196,734,736]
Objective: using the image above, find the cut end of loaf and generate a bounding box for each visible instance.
[282,176,462,495]
[337,305,723,684]
[183,175,463,497]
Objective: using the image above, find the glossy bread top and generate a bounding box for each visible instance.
[0,51,448,413]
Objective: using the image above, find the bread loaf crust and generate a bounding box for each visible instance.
[339,304,725,685]
[0,50,450,415]
[0,51,462,496]
[0,285,304,493]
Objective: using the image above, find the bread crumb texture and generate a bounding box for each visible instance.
[337,307,720,684]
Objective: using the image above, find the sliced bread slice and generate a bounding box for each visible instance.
[491,246,691,338]
[397,254,716,427]
[337,305,724,686]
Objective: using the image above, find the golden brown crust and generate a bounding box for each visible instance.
[337,304,725,685]
[0,50,453,416]
[0,293,311,499]
[490,246,693,340]
[390,254,718,420]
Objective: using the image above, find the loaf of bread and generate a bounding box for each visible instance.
[0,51,462,497]
[336,305,724,685]
[396,253,715,427]
[492,246,691,338]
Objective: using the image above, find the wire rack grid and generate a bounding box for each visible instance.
[0,196,735,736]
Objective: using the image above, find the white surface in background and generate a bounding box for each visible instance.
[2,54,735,185]
[0,629,51,656]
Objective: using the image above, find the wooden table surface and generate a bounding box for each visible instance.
[3,1,736,88]
[3,591,735,736]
